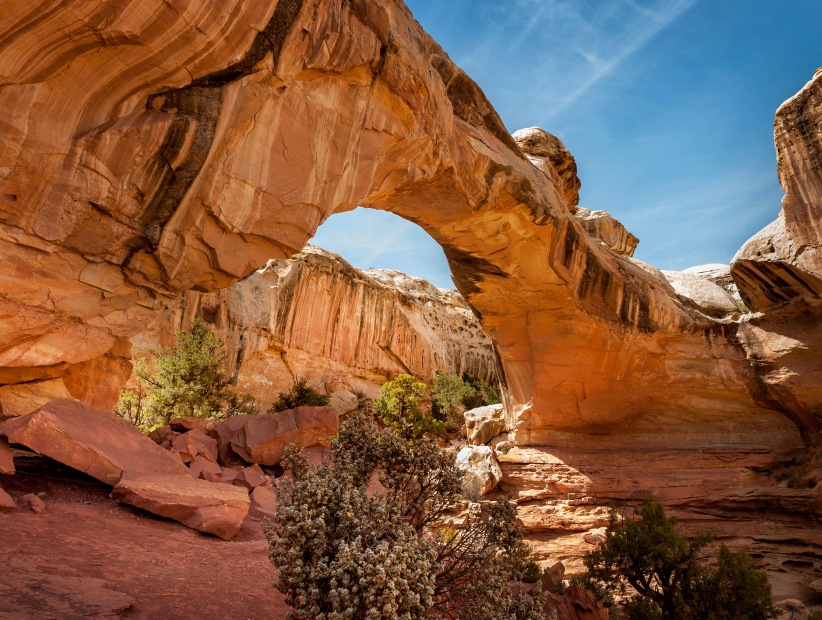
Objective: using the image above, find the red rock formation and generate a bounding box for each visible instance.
[0,0,821,601]
[0,399,249,538]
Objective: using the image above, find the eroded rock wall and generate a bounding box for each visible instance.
[132,246,498,411]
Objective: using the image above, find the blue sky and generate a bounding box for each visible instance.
[312,0,822,288]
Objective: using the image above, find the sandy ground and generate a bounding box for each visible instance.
[0,455,290,619]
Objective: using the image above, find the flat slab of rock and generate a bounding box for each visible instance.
[0,398,188,485]
[249,485,278,520]
[0,436,13,474]
[112,473,249,541]
[0,486,15,511]
[0,398,248,538]
[216,406,338,465]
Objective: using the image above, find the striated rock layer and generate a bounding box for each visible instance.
[131,245,499,410]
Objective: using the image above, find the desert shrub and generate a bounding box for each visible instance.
[265,412,547,619]
[431,371,473,423]
[580,497,777,620]
[270,378,330,412]
[772,447,820,489]
[521,560,543,584]
[373,374,445,439]
[461,372,501,410]
[114,318,255,431]
[113,358,151,429]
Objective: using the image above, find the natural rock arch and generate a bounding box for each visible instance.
[0,0,818,448]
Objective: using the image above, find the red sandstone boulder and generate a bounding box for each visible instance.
[249,485,278,520]
[545,585,609,620]
[148,425,177,448]
[0,399,189,486]
[214,407,339,466]
[234,464,268,490]
[171,429,218,463]
[20,493,45,514]
[111,473,249,541]
[188,456,223,480]
[0,436,14,474]
[540,561,566,593]
[0,486,15,511]
[212,415,250,465]
[0,399,249,538]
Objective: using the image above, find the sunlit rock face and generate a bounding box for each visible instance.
[574,208,639,257]
[0,0,817,451]
[730,70,822,439]
[131,246,498,411]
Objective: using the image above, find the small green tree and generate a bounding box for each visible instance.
[113,358,151,429]
[461,372,501,410]
[431,371,473,423]
[270,378,330,412]
[115,318,255,431]
[580,497,777,620]
[373,374,444,439]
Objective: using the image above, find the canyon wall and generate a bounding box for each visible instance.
[131,245,498,411]
[0,0,817,452]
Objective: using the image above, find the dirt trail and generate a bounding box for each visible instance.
[0,455,290,619]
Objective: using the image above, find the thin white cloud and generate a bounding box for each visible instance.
[452,0,700,126]
[542,0,700,120]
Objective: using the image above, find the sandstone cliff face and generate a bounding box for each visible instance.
[0,0,814,454]
[730,70,822,440]
[132,246,498,411]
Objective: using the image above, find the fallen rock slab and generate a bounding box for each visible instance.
[0,399,189,485]
[216,407,339,466]
[249,485,278,520]
[0,399,249,538]
[234,464,268,490]
[0,486,15,511]
[188,456,223,480]
[0,436,13,474]
[171,429,218,463]
[112,473,249,541]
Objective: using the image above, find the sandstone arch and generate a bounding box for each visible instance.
[0,0,818,449]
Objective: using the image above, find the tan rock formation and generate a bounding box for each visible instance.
[0,0,821,597]
[730,70,822,439]
[512,127,581,209]
[1,0,805,454]
[497,445,822,599]
[574,207,639,257]
[133,246,499,409]
[455,445,502,497]
[661,270,740,318]
[464,403,505,446]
